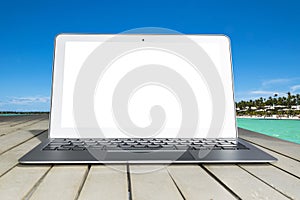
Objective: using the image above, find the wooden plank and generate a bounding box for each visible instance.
[78,165,128,200]
[0,117,47,136]
[0,115,34,124]
[204,164,289,200]
[29,165,88,200]
[0,117,40,132]
[130,165,183,200]
[0,116,28,126]
[0,117,297,199]
[239,128,300,161]
[0,120,48,155]
[167,165,236,200]
[0,114,46,126]
[0,165,50,200]
[240,164,300,199]
[251,143,300,178]
[0,115,21,123]
[0,115,46,127]
[0,132,47,176]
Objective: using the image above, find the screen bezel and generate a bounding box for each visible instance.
[49,34,237,138]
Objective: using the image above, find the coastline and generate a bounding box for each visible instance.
[237,115,300,120]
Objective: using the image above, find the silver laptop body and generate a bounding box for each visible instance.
[19,34,276,163]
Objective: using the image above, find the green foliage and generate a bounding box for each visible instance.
[236,92,300,117]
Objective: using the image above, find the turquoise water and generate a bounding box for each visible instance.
[0,114,33,116]
[237,118,300,144]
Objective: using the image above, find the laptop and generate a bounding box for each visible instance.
[19,34,276,163]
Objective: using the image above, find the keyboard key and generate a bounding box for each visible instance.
[205,142,217,145]
[152,141,164,144]
[179,142,191,145]
[71,142,84,145]
[61,144,75,147]
[119,144,132,148]
[68,138,80,141]
[85,141,97,143]
[46,144,62,147]
[193,146,211,150]
[87,145,104,149]
[50,142,70,145]
[165,142,177,145]
[192,142,203,145]
[124,140,135,143]
[110,140,122,143]
[218,144,236,147]
[161,144,174,148]
[98,140,109,143]
[132,144,147,148]
[148,144,161,148]
[204,139,216,142]
[47,138,247,152]
[201,144,215,147]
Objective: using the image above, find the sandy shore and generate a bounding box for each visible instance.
[237,115,300,120]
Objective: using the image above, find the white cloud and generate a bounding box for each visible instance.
[250,90,278,95]
[262,78,290,87]
[235,90,287,102]
[7,96,50,105]
[291,85,300,92]
[237,77,300,101]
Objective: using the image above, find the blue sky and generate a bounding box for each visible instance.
[0,0,300,111]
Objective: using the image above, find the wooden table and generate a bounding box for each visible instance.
[0,115,299,200]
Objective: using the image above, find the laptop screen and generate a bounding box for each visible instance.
[50,34,237,138]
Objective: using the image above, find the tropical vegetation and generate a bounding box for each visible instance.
[236,92,300,117]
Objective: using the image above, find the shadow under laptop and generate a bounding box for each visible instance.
[28,129,48,142]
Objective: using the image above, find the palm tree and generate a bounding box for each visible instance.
[291,94,297,105]
[266,96,272,106]
[249,99,253,106]
[273,93,278,105]
[278,96,283,105]
[235,93,300,116]
[287,92,292,108]
[282,96,287,106]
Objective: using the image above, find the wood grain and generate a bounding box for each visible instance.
[167,165,236,200]
[78,165,128,200]
[29,165,88,200]
[0,165,50,200]
[130,165,183,200]
[204,164,289,200]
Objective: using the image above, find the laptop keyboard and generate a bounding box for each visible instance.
[42,138,249,151]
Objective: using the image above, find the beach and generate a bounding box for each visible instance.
[237,115,300,120]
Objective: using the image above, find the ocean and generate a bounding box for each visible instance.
[0,114,35,116]
[237,118,300,144]
[1,114,299,144]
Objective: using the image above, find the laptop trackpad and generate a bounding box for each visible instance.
[92,151,195,161]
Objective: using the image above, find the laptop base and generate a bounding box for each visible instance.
[19,139,276,164]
